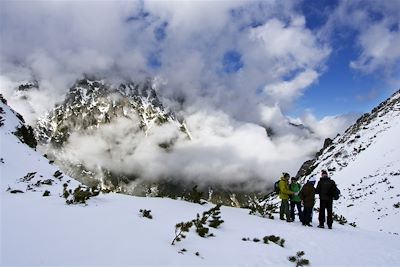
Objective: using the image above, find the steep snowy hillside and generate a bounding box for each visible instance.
[2,94,400,266]
[297,90,400,234]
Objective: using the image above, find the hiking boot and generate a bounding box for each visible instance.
[328,226,332,229]
[287,219,294,223]
[280,217,285,221]
[317,225,324,229]
[307,223,313,227]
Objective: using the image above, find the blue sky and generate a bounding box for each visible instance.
[293,0,398,118]
[293,34,386,118]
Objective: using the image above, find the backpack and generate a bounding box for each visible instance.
[274,180,280,194]
[332,186,340,200]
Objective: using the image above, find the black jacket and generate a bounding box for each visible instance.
[316,177,336,201]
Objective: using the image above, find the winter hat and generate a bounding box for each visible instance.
[321,169,328,176]
[291,177,298,181]
[283,172,290,178]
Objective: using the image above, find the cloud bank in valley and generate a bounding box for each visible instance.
[1,0,388,186]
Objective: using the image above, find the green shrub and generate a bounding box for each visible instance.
[333,213,348,225]
[171,205,224,245]
[263,235,285,247]
[171,221,193,245]
[139,209,153,219]
[288,251,310,267]
[185,185,206,205]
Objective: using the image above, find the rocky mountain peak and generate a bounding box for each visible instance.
[35,77,185,146]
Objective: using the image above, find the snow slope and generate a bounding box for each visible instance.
[2,99,400,266]
[299,90,400,234]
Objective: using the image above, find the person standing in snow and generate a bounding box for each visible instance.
[289,177,303,222]
[279,173,295,222]
[299,177,316,226]
[315,170,337,229]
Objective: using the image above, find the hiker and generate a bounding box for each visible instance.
[308,177,317,222]
[278,173,295,222]
[315,170,337,229]
[289,177,303,222]
[299,177,316,226]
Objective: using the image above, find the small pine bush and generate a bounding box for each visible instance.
[186,185,206,205]
[207,204,224,228]
[193,213,210,237]
[139,209,153,219]
[349,222,357,227]
[171,221,193,245]
[43,190,51,197]
[171,205,224,245]
[333,212,348,225]
[248,197,276,219]
[263,235,285,247]
[288,251,310,267]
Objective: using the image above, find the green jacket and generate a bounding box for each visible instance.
[278,177,293,200]
[290,182,301,202]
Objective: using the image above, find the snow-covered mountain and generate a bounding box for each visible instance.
[2,92,400,266]
[33,77,198,193]
[30,78,266,207]
[35,77,189,146]
[295,89,400,234]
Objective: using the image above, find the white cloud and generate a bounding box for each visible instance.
[350,21,400,75]
[58,107,348,187]
[0,0,349,188]
[326,0,400,79]
[264,69,319,102]
[300,111,359,139]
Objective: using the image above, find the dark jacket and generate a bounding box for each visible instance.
[300,182,316,208]
[316,176,336,201]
